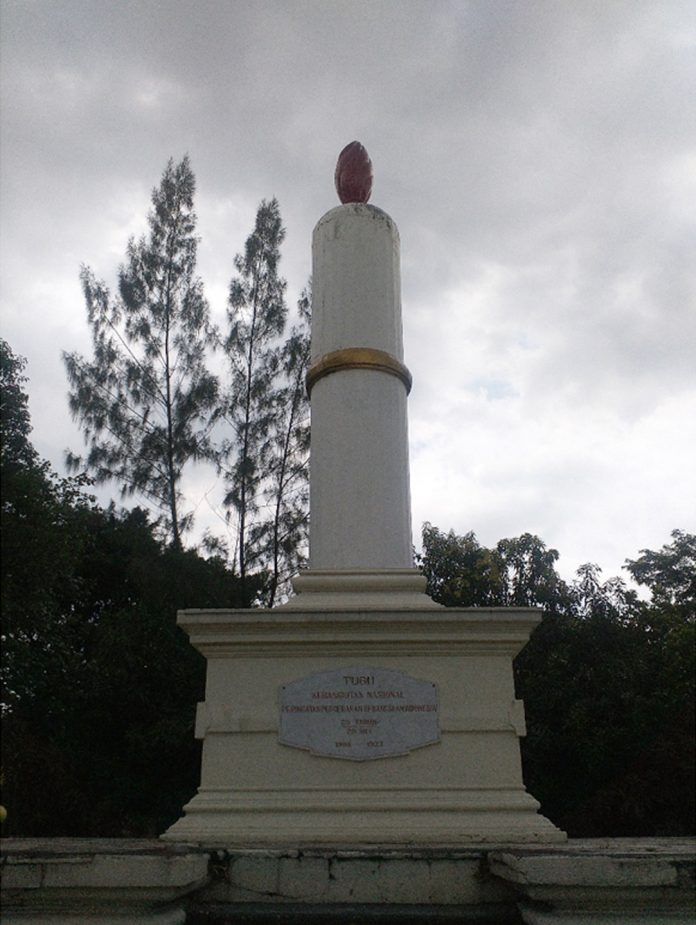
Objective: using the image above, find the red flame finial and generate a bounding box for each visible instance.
[335,141,373,204]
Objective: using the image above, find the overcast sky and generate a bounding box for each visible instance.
[1,0,694,583]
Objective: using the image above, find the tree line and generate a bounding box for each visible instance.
[418,525,695,836]
[63,156,309,608]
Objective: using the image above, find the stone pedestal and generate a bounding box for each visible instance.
[162,606,564,845]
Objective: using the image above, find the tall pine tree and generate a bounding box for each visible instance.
[64,156,217,550]
[251,286,311,606]
[219,198,293,604]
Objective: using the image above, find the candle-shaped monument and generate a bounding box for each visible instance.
[163,145,564,845]
[286,141,438,610]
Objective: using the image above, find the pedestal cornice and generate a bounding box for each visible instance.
[177,606,542,659]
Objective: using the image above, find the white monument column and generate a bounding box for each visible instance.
[285,143,437,609]
[309,203,412,569]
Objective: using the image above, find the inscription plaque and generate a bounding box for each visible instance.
[279,666,439,760]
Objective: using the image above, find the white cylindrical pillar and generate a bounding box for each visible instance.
[308,203,414,570]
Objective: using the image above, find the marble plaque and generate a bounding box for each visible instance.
[279,666,439,760]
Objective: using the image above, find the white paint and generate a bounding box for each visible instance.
[309,204,414,570]
[281,568,442,610]
[311,204,404,359]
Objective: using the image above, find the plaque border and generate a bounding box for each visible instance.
[278,664,441,761]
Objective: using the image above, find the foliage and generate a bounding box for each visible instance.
[419,523,695,837]
[2,339,96,715]
[1,337,37,471]
[219,200,310,605]
[2,342,244,836]
[63,156,217,550]
[419,523,503,607]
[3,504,246,836]
[419,523,572,611]
[63,162,311,585]
[626,529,695,618]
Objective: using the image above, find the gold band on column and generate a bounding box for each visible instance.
[306,347,413,396]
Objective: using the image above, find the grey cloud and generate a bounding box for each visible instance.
[1,0,694,579]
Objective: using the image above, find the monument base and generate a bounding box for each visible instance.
[279,568,443,611]
[163,600,564,846]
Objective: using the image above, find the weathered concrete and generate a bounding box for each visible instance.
[489,839,696,924]
[3,839,693,922]
[197,845,515,909]
[0,839,209,923]
[186,840,695,923]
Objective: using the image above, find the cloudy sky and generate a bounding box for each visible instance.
[1,0,694,583]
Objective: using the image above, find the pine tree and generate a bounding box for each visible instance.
[220,198,287,602]
[63,156,217,550]
[1,338,38,473]
[252,286,311,606]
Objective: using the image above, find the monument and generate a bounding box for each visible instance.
[163,143,564,845]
